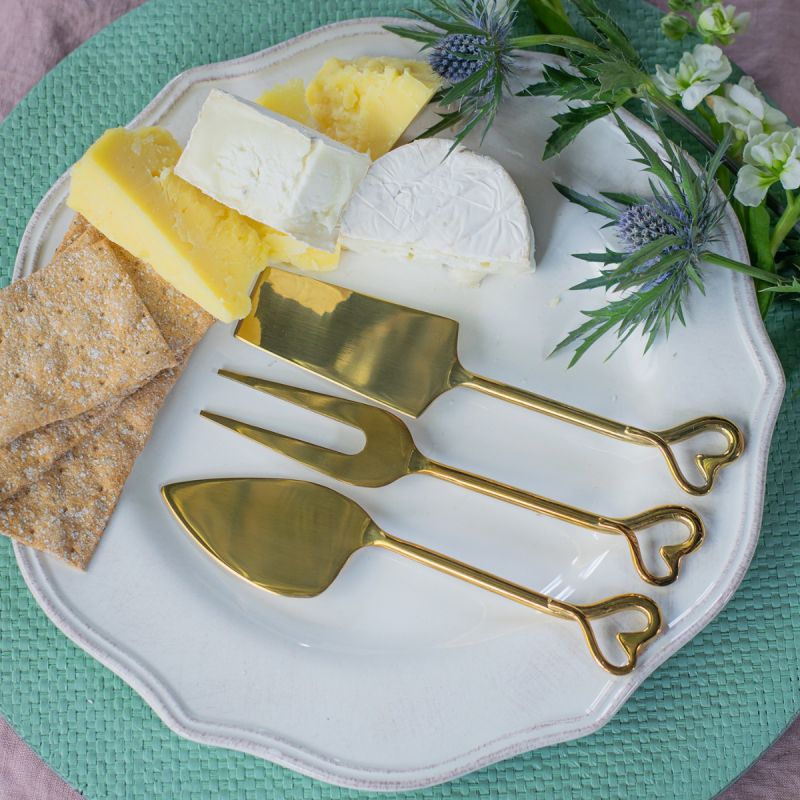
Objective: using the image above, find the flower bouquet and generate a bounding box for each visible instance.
[388,0,800,364]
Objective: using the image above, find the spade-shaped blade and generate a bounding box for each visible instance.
[162,478,375,597]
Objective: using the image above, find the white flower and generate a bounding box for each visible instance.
[654,44,732,110]
[734,129,800,206]
[707,76,790,139]
[697,3,751,46]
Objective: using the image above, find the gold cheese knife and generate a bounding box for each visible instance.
[161,477,662,675]
[236,268,744,496]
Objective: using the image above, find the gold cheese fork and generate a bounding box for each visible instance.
[235,268,745,495]
[162,477,662,675]
[201,370,705,586]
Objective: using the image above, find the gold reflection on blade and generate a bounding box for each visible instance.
[236,268,461,416]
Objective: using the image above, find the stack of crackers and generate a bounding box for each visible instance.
[0,216,213,568]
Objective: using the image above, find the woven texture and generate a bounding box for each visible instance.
[0,1,798,798]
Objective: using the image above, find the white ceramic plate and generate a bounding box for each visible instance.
[13,18,784,792]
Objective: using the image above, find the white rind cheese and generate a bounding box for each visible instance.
[340,138,534,278]
[175,89,371,252]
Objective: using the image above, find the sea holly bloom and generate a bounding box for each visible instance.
[654,44,732,110]
[697,3,751,46]
[388,0,518,146]
[707,76,790,139]
[734,129,800,207]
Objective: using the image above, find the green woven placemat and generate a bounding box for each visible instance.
[1,1,798,798]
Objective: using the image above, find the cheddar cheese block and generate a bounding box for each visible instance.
[256,78,314,127]
[67,127,272,322]
[305,57,441,158]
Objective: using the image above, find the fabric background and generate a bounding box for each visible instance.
[0,0,798,798]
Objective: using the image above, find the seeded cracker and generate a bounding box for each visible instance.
[61,217,215,353]
[0,401,116,502]
[0,234,176,444]
[0,219,214,506]
[0,366,183,568]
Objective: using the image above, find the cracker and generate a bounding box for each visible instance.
[0,366,182,568]
[60,216,214,355]
[0,400,117,503]
[0,234,176,444]
[54,214,90,257]
[0,219,214,502]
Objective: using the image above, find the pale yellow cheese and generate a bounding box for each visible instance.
[67,127,272,322]
[305,57,441,158]
[263,231,341,271]
[256,78,314,127]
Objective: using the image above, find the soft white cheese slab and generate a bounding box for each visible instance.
[175,89,371,252]
[340,138,534,279]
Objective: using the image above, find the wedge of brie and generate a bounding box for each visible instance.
[175,89,371,252]
[340,139,534,280]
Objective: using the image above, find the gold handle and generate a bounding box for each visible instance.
[372,532,662,675]
[422,461,704,586]
[458,371,744,496]
[629,416,745,495]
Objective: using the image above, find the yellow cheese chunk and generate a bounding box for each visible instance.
[305,57,441,158]
[263,230,340,272]
[67,127,271,322]
[255,82,341,272]
[256,78,314,127]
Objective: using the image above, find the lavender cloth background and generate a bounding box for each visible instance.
[0,1,798,797]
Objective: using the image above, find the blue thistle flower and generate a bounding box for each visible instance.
[552,116,736,365]
[387,0,519,145]
[617,200,689,287]
[430,33,492,84]
[617,202,682,252]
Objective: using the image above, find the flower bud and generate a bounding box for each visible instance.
[661,13,691,41]
[697,3,751,46]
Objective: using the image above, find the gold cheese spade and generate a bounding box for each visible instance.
[236,268,744,495]
[161,477,662,675]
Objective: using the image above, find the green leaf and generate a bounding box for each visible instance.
[438,63,491,105]
[382,25,439,45]
[614,234,683,274]
[573,248,627,263]
[763,278,800,294]
[571,274,616,290]
[544,103,613,159]
[591,60,646,95]
[408,9,478,34]
[599,191,640,206]
[417,110,463,139]
[517,66,600,102]
[614,114,682,203]
[525,0,576,36]
[706,127,734,183]
[552,182,622,219]
[569,0,641,65]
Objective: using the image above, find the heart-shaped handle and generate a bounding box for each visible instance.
[606,506,705,587]
[630,416,744,495]
[560,594,662,676]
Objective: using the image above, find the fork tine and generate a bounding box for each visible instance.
[218,369,368,429]
[200,410,357,478]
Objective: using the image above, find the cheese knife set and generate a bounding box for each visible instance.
[161,266,743,675]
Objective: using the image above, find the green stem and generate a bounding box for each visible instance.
[646,88,741,173]
[510,34,607,58]
[770,191,800,256]
[701,251,783,284]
